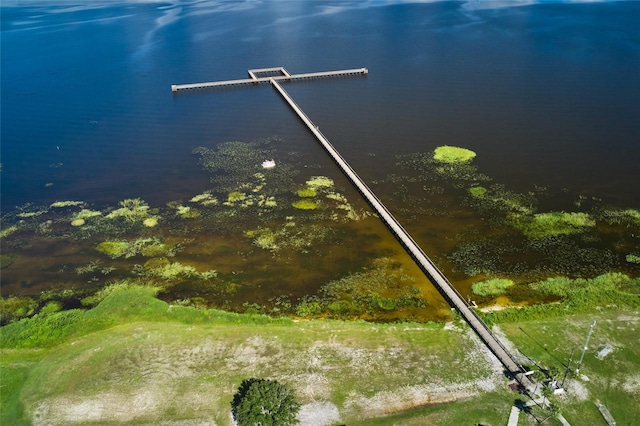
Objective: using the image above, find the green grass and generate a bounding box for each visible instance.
[499,311,640,426]
[2,284,638,425]
[354,390,516,425]
[1,284,505,425]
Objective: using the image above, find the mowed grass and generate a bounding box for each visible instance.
[498,311,640,426]
[2,284,638,425]
[1,284,509,425]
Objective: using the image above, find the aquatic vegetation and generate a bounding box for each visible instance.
[471,278,515,297]
[193,138,299,196]
[395,151,490,184]
[139,241,172,257]
[96,241,130,258]
[50,201,85,208]
[291,199,319,210]
[246,228,279,251]
[257,195,277,208]
[306,176,334,189]
[75,261,101,275]
[190,191,218,206]
[468,184,537,214]
[176,205,201,219]
[530,273,639,298]
[245,221,334,253]
[513,211,596,238]
[0,225,18,238]
[226,192,247,204]
[626,254,640,264]
[433,145,476,164]
[96,238,170,259]
[17,210,47,218]
[600,208,640,227]
[70,209,101,226]
[469,186,487,198]
[311,258,427,319]
[40,301,63,315]
[136,259,217,281]
[105,198,150,222]
[142,217,159,227]
[325,191,367,221]
[296,187,317,198]
[0,296,38,324]
[0,255,14,269]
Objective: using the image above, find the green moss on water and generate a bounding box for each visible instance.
[96,238,172,259]
[471,279,515,297]
[626,254,640,264]
[292,199,319,210]
[305,176,334,189]
[433,145,476,164]
[95,241,130,258]
[513,211,596,238]
[469,186,487,198]
[296,187,317,198]
[0,255,14,269]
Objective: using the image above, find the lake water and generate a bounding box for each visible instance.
[1,0,639,321]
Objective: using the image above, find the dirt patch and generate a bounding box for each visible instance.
[297,402,341,426]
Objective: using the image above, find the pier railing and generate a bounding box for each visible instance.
[171,67,368,92]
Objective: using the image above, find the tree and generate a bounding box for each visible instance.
[231,378,301,426]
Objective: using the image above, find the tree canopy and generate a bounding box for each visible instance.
[231,378,300,426]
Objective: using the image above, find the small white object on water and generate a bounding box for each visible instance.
[262,159,276,169]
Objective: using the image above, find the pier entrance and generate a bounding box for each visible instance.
[171,67,534,391]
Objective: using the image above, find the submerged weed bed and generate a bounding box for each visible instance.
[1,140,639,325]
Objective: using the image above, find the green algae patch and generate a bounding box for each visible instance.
[96,241,130,258]
[96,238,172,259]
[0,254,14,269]
[306,176,334,189]
[292,199,319,210]
[433,146,476,164]
[626,254,640,264]
[296,187,317,198]
[469,186,487,198]
[471,279,514,297]
[514,211,596,238]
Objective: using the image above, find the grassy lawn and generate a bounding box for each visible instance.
[1,284,510,425]
[1,284,638,425]
[499,311,640,426]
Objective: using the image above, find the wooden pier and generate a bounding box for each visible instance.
[269,77,534,391]
[170,67,535,392]
[171,67,368,92]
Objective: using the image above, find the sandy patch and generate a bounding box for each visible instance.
[297,402,341,426]
[32,390,166,425]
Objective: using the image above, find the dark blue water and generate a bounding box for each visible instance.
[2,0,639,208]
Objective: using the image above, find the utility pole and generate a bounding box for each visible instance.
[576,320,596,374]
[561,348,575,388]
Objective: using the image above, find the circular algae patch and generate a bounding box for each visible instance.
[433,145,476,164]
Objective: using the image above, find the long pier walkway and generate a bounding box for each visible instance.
[171,67,534,392]
[269,77,534,391]
[171,67,367,92]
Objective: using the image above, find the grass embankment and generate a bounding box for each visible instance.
[498,311,640,426]
[2,283,638,425]
[1,284,506,426]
